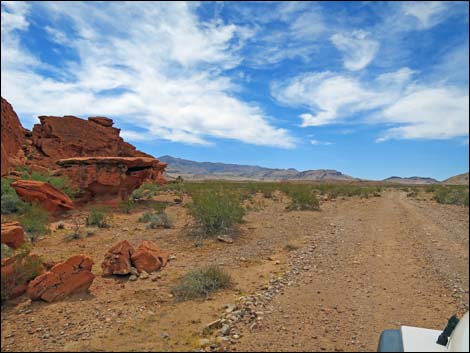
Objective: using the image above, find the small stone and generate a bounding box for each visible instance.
[220,324,231,336]
[217,235,234,244]
[129,267,139,276]
[140,271,149,279]
[161,332,169,339]
[169,255,177,261]
[198,338,210,348]
[129,275,138,281]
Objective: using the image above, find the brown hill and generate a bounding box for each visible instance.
[442,172,469,185]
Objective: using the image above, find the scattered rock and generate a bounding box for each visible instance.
[101,240,135,276]
[11,180,74,214]
[140,271,149,280]
[130,240,169,273]
[27,255,95,302]
[1,222,26,249]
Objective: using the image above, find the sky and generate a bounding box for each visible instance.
[1,1,469,181]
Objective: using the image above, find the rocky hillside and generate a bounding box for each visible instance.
[159,155,357,181]
[382,176,439,184]
[442,172,469,185]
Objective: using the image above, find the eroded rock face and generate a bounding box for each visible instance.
[101,240,135,276]
[1,97,27,176]
[11,180,74,214]
[1,222,26,249]
[27,255,95,302]
[56,157,167,204]
[131,240,169,273]
[30,115,151,169]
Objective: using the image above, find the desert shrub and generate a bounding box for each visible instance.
[131,182,160,200]
[147,213,172,229]
[119,198,135,214]
[284,243,300,251]
[1,178,27,214]
[172,265,232,301]
[407,190,418,198]
[153,202,168,214]
[433,187,469,206]
[1,244,43,304]
[138,211,154,223]
[425,185,440,193]
[86,207,110,228]
[188,188,245,236]
[21,204,50,241]
[282,185,320,211]
[1,244,14,260]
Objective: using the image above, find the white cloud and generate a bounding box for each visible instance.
[1,2,294,149]
[272,69,469,141]
[310,139,332,146]
[401,1,451,29]
[330,30,379,71]
[377,87,469,141]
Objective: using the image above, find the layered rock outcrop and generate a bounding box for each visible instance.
[1,97,168,202]
[30,115,151,169]
[1,97,27,175]
[56,157,167,203]
[1,222,26,249]
[27,255,95,302]
[11,180,74,214]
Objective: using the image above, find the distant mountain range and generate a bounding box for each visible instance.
[158,155,468,185]
[158,155,356,182]
[382,176,439,185]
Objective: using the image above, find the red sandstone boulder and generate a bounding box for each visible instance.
[11,180,74,214]
[130,240,169,273]
[1,97,27,176]
[1,222,26,249]
[88,116,114,127]
[56,157,167,204]
[101,240,135,276]
[1,253,45,299]
[27,255,95,302]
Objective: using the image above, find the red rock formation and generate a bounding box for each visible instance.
[30,115,151,169]
[131,240,169,273]
[101,240,135,276]
[1,222,26,249]
[1,253,45,299]
[1,97,27,176]
[27,255,95,302]
[56,157,167,203]
[11,180,74,214]
[1,97,168,198]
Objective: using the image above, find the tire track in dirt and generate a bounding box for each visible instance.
[233,190,464,352]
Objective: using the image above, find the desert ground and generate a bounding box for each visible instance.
[1,186,468,352]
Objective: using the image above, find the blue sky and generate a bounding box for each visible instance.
[1,1,468,180]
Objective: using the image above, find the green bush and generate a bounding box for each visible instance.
[433,187,469,206]
[1,178,27,214]
[86,207,110,228]
[1,244,14,260]
[131,182,160,200]
[282,185,320,211]
[188,188,245,236]
[172,265,232,301]
[21,204,50,241]
[147,213,172,229]
[1,244,43,304]
[119,199,135,214]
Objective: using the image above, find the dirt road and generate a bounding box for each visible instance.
[233,190,469,352]
[1,190,468,352]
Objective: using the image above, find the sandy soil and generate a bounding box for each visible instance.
[1,190,468,352]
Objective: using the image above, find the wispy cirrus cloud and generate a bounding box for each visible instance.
[330,30,379,71]
[1,1,295,148]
